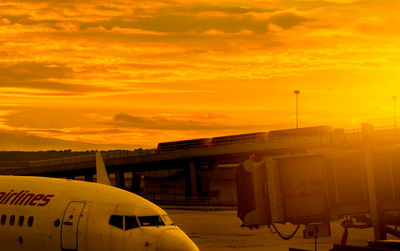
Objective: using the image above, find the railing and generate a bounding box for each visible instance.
[28,149,157,168]
[146,195,237,208]
[29,153,95,167]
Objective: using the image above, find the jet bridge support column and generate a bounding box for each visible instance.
[362,123,386,240]
[186,161,198,197]
[131,173,142,195]
[114,169,126,190]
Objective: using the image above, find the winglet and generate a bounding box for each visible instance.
[95,152,111,186]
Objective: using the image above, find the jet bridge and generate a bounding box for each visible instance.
[236,123,400,247]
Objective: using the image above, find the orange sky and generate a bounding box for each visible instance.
[1,0,400,150]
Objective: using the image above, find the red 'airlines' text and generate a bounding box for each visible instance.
[0,190,54,207]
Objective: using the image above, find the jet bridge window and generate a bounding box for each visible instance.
[138,216,165,227]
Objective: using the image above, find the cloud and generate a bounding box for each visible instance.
[203,29,254,35]
[113,113,268,130]
[81,14,270,34]
[2,2,271,34]
[0,62,73,81]
[0,130,135,151]
[268,10,310,29]
[20,126,130,135]
[110,26,166,35]
[114,113,222,130]
[0,82,118,97]
[0,63,124,96]
[171,3,274,15]
[0,0,399,150]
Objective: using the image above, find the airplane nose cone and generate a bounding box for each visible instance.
[157,228,199,251]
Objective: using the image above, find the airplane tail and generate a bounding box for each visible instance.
[95,152,111,186]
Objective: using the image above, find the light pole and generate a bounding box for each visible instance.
[294,90,300,128]
[393,96,398,128]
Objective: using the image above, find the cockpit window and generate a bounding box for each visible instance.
[109,215,166,229]
[109,215,139,230]
[138,216,165,227]
[161,215,174,225]
[109,215,123,229]
[125,216,139,230]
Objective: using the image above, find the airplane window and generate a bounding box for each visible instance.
[1,215,6,225]
[138,216,165,227]
[27,216,34,227]
[18,216,24,226]
[161,215,174,225]
[125,216,139,230]
[9,215,15,226]
[109,215,123,229]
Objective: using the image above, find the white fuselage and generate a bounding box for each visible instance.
[0,176,198,251]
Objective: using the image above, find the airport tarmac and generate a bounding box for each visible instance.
[165,209,377,251]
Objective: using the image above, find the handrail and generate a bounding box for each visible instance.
[146,195,237,208]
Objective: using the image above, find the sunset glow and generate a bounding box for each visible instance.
[1,0,400,150]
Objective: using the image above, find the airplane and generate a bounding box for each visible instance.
[0,152,199,251]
